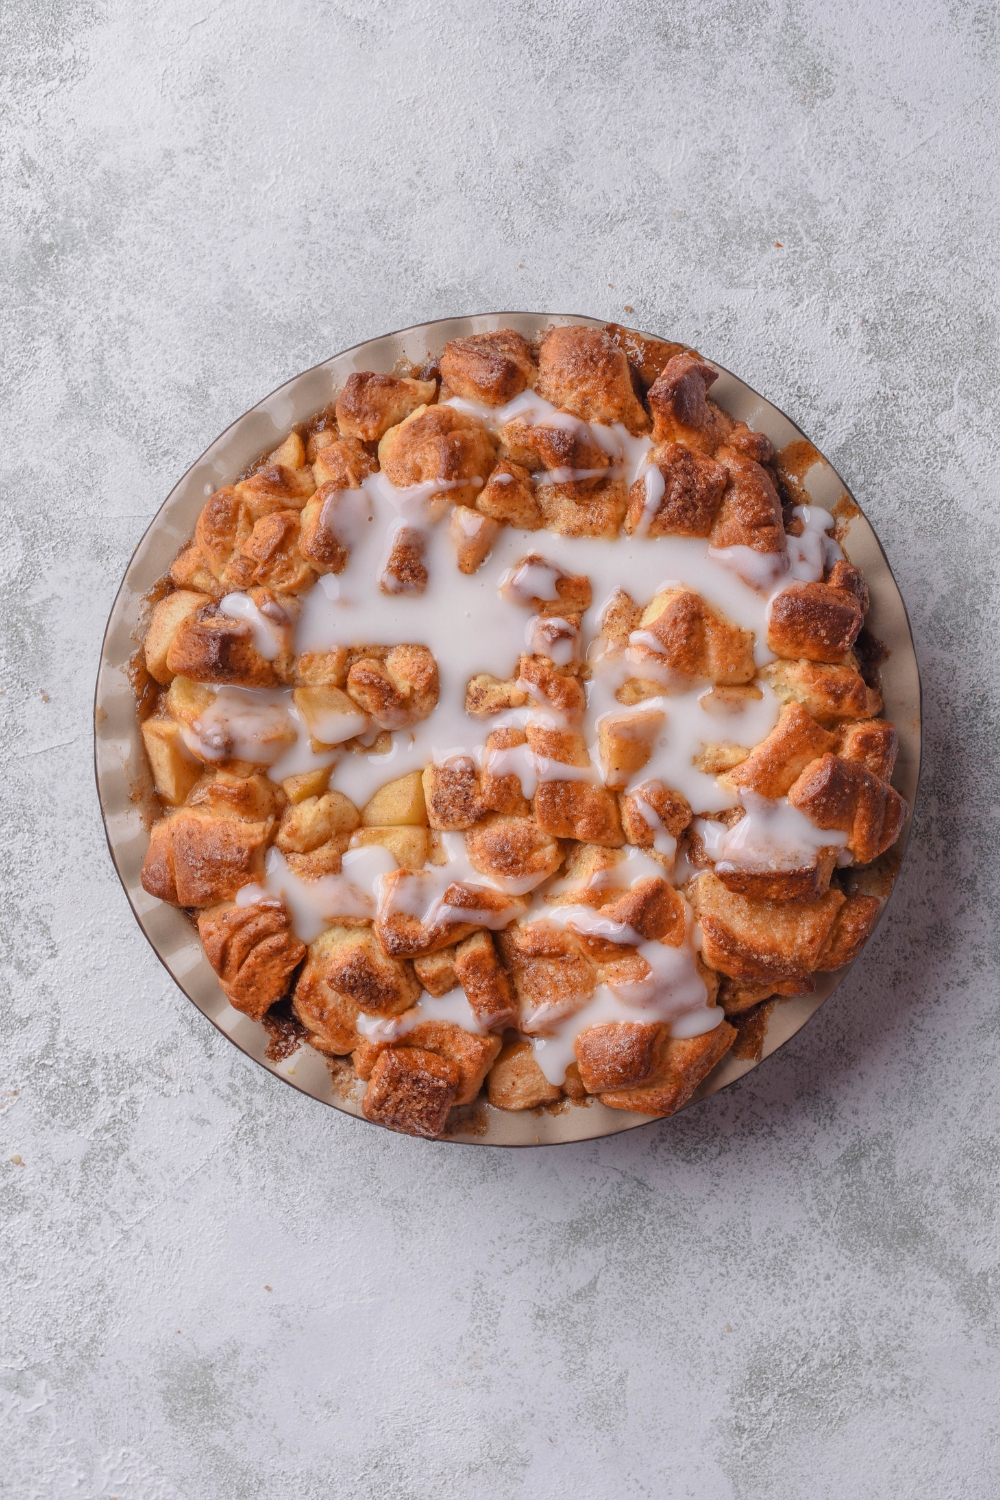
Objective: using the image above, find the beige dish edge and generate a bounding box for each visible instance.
[94,312,922,1147]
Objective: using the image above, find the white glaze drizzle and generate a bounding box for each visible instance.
[692,789,848,872]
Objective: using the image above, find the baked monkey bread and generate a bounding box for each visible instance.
[134,324,906,1138]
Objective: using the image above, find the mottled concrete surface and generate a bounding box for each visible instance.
[2,1,999,1495]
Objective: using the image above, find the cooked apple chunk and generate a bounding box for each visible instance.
[487,1038,563,1110]
[362,771,428,828]
[140,717,202,806]
[144,591,213,685]
[292,685,369,745]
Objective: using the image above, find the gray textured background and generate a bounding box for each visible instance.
[2,1,998,1495]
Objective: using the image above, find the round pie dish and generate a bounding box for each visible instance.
[94,313,920,1146]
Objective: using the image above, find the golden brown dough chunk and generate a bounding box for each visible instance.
[475,461,543,530]
[633,588,755,686]
[422,759,485,831]
[487,1038,563,1110]
[599,1023,737,1117]
[170,541,225,599]
[545,843,626,908]
[596,588,640,652]
[335,372,437,443]
[297,924,419,1036]
[299,486,360,575]
[411,1022,501,1104]
[187,770,284,823]
[293,928,365,1053]
[767,580,865,663]
[354,1021,501,1106]
[710,451,786,555]
[525,720,601,771]
[500,555,592,616]
[197,899,305,1019]
[464,673,530,719]
[380,526,428,595]
[361,1046,459,1137]
[535,476,629,539]
[378,405,496,509]
[535,325,650,434]
[323,927,421,1016]
[440,330,537,405]
[275,791,359,855]
[413,947,458,997]
[497,921,596,1033]
[712,848,839,905]
[787,753,907,864]
[311,435,378,489]
[598,877,686,943]
[721,702,837,799]
[534,780,624,847]
[574,1021,667,1093]
[727,424,775,463]
[237,510,315,595]
[761,659,882,725]
[619,780,692,847]
[479,728,531,817]
[464,817,563,891]
[295,647,350,688]
[690,872,845,982]
[729,1000,775,1062]
[625,443,728,537]
[835,718,899,783]
[237,434,315,507]
[814,892,883,970]
[826,559,870,613]
[375,873,525,957]
[140,809,271,908]
[346,645,439,728]
[718,977,777,1016]
[717,974,814,1016]
[597,708,664,789]
[500,415,609,488]
[195,487,283,589]
[647,353,732,452]
[517,655,587,721]
[453,930,518,1030]
[165,602,286,689]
